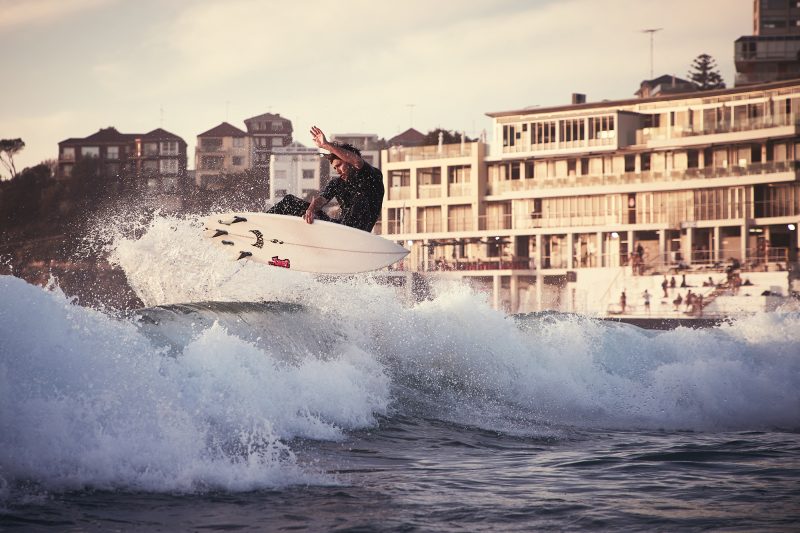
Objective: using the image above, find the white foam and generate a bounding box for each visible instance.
[2,213,799,497]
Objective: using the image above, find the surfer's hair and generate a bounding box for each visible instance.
[323,142,361,162]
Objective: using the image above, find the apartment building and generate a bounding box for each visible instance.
[57,126,187,192]
[331,133,382,168]
[244,112,293,177]
[268,141,324,201]
[194,122,252,189]
[735,0,800,85]
[380,80,800,313]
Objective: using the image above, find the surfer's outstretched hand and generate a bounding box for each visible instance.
[310,126,327,149]
[303,206,316,224]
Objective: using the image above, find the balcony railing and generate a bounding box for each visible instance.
[502,160,797,193]
[423,258,532,272]
[448,182,471,197]
[386,143,474,162]
[388,186,411,200]
[417,184,442,198]
[638,112,800,143]
[486,179,538,195]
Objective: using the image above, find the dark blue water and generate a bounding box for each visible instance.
[2,271,799,531]
[3,420,799,531]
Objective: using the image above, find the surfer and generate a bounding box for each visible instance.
[266,126,384,232]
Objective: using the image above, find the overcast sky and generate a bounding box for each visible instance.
[2,0,752,174]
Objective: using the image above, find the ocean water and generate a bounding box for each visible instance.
[1,214,799,531]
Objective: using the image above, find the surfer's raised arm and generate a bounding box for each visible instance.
[310,125,364,169]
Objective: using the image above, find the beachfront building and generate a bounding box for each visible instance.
[380,79,800,315]
[244,112,293,178]
[57,126,188,193]
[268,141,324,202]
[331,133,382,168]
[735,0,800,86]
[194,122,252,189]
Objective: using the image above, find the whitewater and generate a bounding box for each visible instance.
[1,214,799,530]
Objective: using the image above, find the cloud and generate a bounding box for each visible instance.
[0,0,118,32]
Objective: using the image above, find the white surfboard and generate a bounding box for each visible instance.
[202,212,409,274]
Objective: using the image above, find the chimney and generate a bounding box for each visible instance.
[572,93,586,104]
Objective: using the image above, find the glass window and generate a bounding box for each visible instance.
[271,137,283,147]
[107,146,119,160]
[144,143,158,156]
[160,141,178,155]
[160,159,179,174]
[233,137,244,148]
[62,147,75,160]
[389,169,410,187]
[302,169,315,180]
[81,146,99,158]
[232,156,243,166]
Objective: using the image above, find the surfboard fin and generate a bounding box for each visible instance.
[221,240,235,246]
[212,229,228,238]
[237,251,253,260]
[219,215,247,225]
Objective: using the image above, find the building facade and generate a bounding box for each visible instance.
[194,122,252,189]
[735,0,800,86]
[380,80,800,314]
[244,113,293,177]
[57,127,187,193]
[268,142,325,201]
[331,133,383,168]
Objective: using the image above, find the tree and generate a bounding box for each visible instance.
[0,138,25,179]
[687,54,726,90]
[423,128,474,145]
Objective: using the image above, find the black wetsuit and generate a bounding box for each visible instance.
[267,162,384,232]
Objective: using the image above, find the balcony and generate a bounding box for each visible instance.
[387,143,474,162]
[487,179,537,195]
[417,184,442,199]
[448,182,471,197]
[388,186,411,200]
[638,113,799,143]
[424,258,532,272]
[488,160,797,194]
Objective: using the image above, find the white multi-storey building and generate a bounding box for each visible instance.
[268,141,324,201]
[380,79,800,316]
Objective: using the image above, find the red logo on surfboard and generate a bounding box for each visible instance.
[268,256,291,268]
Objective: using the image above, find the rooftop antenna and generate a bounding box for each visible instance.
[641,28,663,79]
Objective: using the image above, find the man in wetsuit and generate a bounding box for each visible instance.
[266,125,384,232]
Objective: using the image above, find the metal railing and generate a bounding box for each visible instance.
[386,143,474,162]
